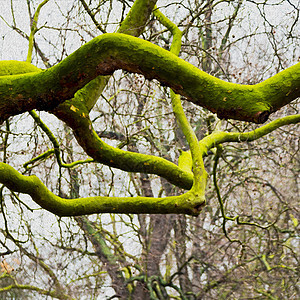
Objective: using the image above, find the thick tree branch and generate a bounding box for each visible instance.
[74,0,158,111]
[0,162,204,216]
[118,0,158,36]
[0,33,299,124]
[52,100,194,190]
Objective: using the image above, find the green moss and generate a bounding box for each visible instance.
[0,162,204,216]
[1,35,299,123]
[0,60,41,76]
[178,150,193,175]
[118,0,157,36]
[0,26,299,216]
[200,114,300,151]
[53,102,194,190]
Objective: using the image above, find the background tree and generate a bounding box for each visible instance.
[0,0,299,299]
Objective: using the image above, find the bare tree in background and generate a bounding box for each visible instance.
[0,0,299,299]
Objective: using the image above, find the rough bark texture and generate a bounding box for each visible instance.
[1,34,299,124]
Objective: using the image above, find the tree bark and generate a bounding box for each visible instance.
[1,34,299,124]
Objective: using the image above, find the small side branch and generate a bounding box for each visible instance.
[201,114,300,151]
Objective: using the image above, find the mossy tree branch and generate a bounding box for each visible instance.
[201,114,300,151]
[53,100,194,190]
[154,5,207,206]
[0,33,299,124]
[0,162,203,216]
[178,114,300,173]
[0,2,299,216]
[26,0,50,63]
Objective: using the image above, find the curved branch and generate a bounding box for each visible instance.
[52,99,194,190]
[176,114,300,174]
[201,114,300,151]
[0,162,204,216]
[0,33,299,123]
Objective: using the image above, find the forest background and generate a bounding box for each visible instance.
[0,0,299,299]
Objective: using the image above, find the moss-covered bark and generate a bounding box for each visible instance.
[53,100,194,189]
[0,162,204,216]
[201,114,300,151]
[0,1,299,217]
[0,112,294,216]
[0,33,299,124]
[118,0,157,36]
